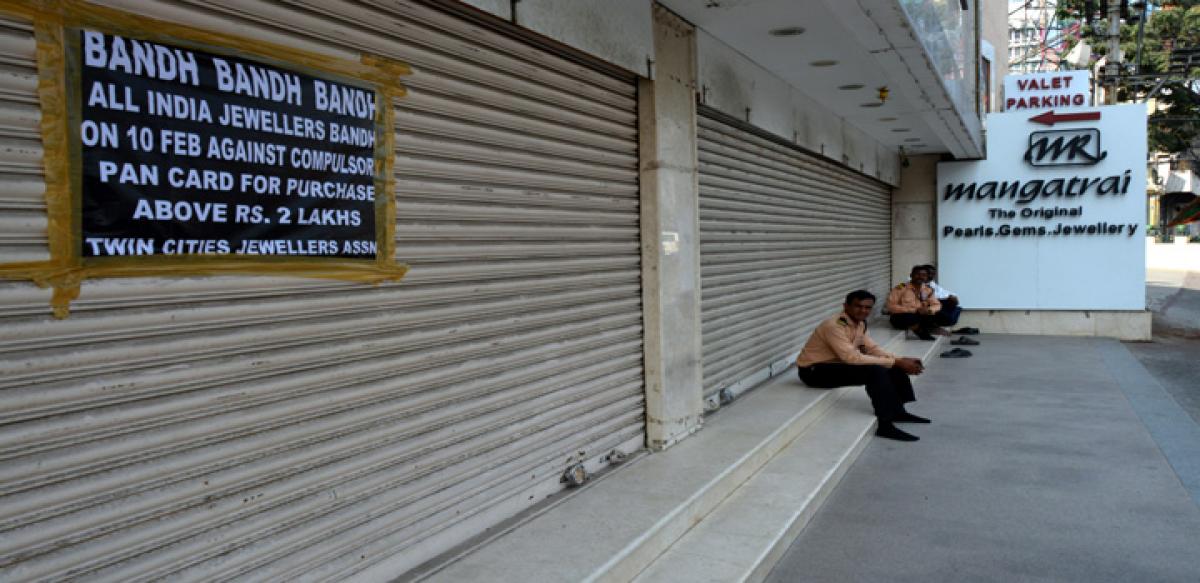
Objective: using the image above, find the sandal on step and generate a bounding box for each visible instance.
[939,348,972,358]
[950,336,980,346]
[952,327,980,335]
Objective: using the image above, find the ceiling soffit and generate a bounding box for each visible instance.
[658,0,983,159]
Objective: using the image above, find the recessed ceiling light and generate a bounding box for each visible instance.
[838,84,865,90]
[879,117,898,122]
[860,102,883,108]
[769,26,806,36]
[891,128,911,132]
[810,59,838,67]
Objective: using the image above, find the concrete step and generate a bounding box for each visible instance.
[630,389,874,583]
[424,327,939,583]
[630,334,947,583]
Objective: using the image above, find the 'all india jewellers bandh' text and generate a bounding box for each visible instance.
[79,30,381,259]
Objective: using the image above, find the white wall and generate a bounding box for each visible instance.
[460,0,654,77]
[516,0,654,77]
[459,0,511,20]
[1147,238,1200,271]
[696,30,899,186]
[458,2,899,184]
[894,154,938,284]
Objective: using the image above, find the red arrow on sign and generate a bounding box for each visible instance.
[1029,110,1102,126]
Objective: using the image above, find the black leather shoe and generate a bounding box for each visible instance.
[876,423,919,441]
[895,412,931,424]
[915,330,936,341]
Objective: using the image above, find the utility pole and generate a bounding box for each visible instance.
[1134,1,1148,76]
[1105,0,1121,104]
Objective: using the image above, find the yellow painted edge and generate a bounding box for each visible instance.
[32,15,81,318]
[377,87,399,266]
[0,0,413,318]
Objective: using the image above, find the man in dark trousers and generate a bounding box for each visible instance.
[796,290,929,441]
[888,265,942,340]
[921,264,962,328]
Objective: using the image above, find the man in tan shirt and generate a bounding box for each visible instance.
[797,290,929,441]
[887,265,942,340]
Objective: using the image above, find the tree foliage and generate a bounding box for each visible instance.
[1055,1,1200,156]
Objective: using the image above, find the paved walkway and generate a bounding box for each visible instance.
[766,334,1200,583]
[1145,269,1200,337]
[1133,268,1200,426]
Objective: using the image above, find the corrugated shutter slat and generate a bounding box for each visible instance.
[698,109,891,398]
[0,2,643,581]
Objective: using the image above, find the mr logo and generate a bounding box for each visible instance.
[1024,129,1106,167]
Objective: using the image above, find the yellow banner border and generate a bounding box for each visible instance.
[0,0,411,318]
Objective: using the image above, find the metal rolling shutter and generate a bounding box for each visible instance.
[0,2,643,581]
[697,109,891,402]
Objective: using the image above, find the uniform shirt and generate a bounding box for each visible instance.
[928,281,955,300]
[886,282,941,315]
[796,312,896,368]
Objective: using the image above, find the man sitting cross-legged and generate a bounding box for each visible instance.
[796,290,930,442]
[888,265,942,340]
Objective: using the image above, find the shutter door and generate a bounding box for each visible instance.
[697,109,891,401]
[0,2,643,581]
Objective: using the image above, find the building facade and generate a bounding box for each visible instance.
[0,0,1001,580]
[1008,0,1071,73]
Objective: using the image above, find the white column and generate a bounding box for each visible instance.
[638,5,704,451]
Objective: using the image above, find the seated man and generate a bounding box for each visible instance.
[921,264,961,328]
[887,265,942,340]
[796,290,930,442]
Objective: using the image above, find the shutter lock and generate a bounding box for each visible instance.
[561,463,588,487]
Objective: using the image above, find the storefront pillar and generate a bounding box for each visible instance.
[639,5,704,451]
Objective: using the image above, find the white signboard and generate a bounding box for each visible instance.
[1003,70,1090,112]
[937,104,1146,310]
